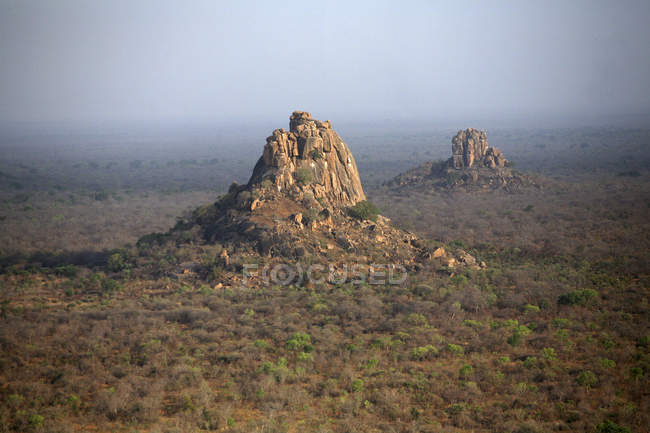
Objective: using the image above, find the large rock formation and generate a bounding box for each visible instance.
[140,111,482,286]
[452,128,508,169]
[248,111,365,207]
[387,127,535,191]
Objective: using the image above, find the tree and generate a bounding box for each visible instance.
[295,168,312,185]
[349,200,379,222]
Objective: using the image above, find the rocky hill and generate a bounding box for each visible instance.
[387,128,536,192]
[139,112,481,286]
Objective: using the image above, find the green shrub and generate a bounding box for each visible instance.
[298,351,313,362]
[295,168,313,185]
[310,149,323,160]
[524,304,540,314]
[446,343,464,356]
[507,332,522,346]
[594,420,631,433]
[28,413,44,427]
[236,190,252,206]
[629,366,644,380]
[287,332,313,352]
[67,394,81,413]
[351,378,364,393]
[411,345,438,360]
[101,278,121,293]
[508,325,531,346]
[253,340,271,350]
[542,347,557,361]
[365,359,379,369]
[406,313,428,327]
[302,208,320,226]
[451,274,468,286]
[599,358,616,369]
[107,252,127,272]
[369,337,393,350]
[601,336,616,350]
[448,239,467,250]
[459,364,474,378]
[463,319,483,329]
[349,200,379,222]
[8,393,24,406]
[576,370,598,388]
[553,318,571,328]
[558,289,598,306]
[517,325,532,335]
[258,361,275,374]
[523,357,538,369]
[136,232,168,249]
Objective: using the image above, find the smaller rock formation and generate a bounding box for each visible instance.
[452,128,508,169]
[386,128,535,192]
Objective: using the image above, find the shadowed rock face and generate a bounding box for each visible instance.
[452,128,507,169]
[248,111,365,208]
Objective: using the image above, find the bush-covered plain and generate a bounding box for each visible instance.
[0,127,648,432]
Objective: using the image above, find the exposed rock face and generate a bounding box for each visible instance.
[248,111,365,208]
[452,128,507,169]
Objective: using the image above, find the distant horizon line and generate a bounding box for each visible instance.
[1,111,649,133]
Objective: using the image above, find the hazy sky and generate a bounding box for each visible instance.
[1,0,650,126]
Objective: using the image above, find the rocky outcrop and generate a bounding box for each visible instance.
[452,128,508,169]
[145,111,482,284]
[386,127,535,192]
[248,111,365,208]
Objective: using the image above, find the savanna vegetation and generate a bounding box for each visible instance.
[0,126,648,432]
